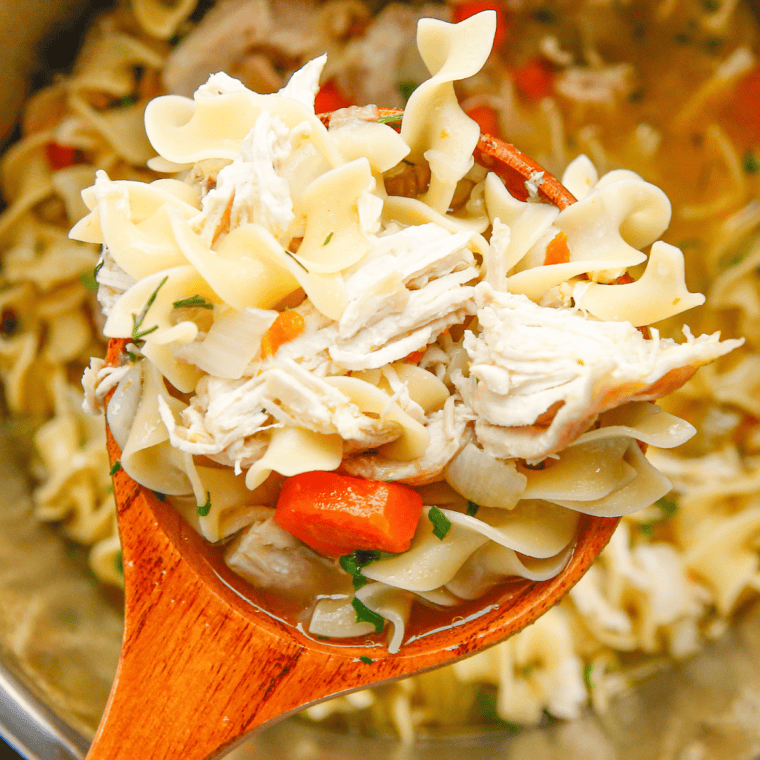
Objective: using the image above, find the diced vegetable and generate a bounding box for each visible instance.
[260,311,305,358]
[275,471,424,557]
[732,69,760,134]
[45,142,82,170]
[466,104,501,137]
[452,1,510,48]
[512,59,555,101]
[314,79,352,114]
[544,231,571,265]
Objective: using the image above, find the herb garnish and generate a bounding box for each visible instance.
[360,655,373,664]
[172,295,214,310]
[115,550,124,575]
[639,495,678,536]
[284,249,309,272]
[376,114,403,125]
[428,506,452,540]
[80,269,98,292]
[339,549,396,589]
[399,81,418,103]
[131,276,168,342]
[583,663,595,691]
[351,597,385,633]
[116,94,137,109]
[152,490,167,502]
[110,461,122,476]
[744,150,760,174]
[323,231,334,246]
[197,492,212,517]
[466,500,480,517]
[703,0,720,11]
[475,687,524,732]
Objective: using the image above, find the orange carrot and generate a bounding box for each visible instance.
[730,68,760,136]
[260,311,306,358]
[314,79,352,114]
[512,59,554,101]
[45,142,82,170]
[452,1,510,48]
[275,471,424,557]
[466,104,501,137]
[544,231,571,265]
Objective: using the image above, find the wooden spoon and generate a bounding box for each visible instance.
[87,111,619,760]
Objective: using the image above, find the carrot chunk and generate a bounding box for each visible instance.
[512,59,555,101]
[544,231,571,265]
[730,68,760,136]
[274,472,424,557]
[314,79,352,114]
[45,142,82,170]
[260,311,306,358]
[466,104,501,138]
[452,1,510,48]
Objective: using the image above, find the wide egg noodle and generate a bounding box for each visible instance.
[329,120,411,175]
[244,425,343,490]
[446,542,575,600]
[323,375,429,462]
[550,441,671,517]
[355,582,414,654]
[131,0,198,40]
[361,513,488,593]
[401,12,496,213]
[120,360,193,496]
[309,596,376,639]
[572,241,706,326]
[383,363,449,415]
[484,172,561,273]
[292,158,375,273]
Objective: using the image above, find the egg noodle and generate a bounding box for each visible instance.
[1,0,758,738]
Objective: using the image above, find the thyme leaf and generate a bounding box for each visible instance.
[131,276,168,342]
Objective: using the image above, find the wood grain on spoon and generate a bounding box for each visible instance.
[87,113,619,760]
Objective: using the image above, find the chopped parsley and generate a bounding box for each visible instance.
[639,495,678,536]
[172,295,214,310]
[475,687,524,732]
[152,490,167,502]
[743,150,760,174]
[339,549,396,589]
[109,461,122,476]
[466,500,480,517]
[627,89,645,103]
[428,506,452,540]
[351,597,385,633]
[323,231,334,246]
[583,663,595,691]
[532,6,558,23]
[284,249,309,272]
[376,113,403,125]
[131,276,168,342]
[703,0,720,11]
[116,94,137,109]
[80,269,98,292]
[197,492,212,517]
[115,550,124,575]
[360,655,373,664]
[398,80,418,103]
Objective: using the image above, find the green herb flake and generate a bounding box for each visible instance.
[703,0,720,11]
[116,94,138,109]
[110,461,122,476]
[583,663,595,691]
[339,553,370,590]
[126,350,140,363]
[152,490,167,502]
[399,80,418,103]
[80,269,98,292]
[743,150,760,174]
[351,597,385,633]
[323,231,334,246]
[197,492,212,517]
[466,500,480,517]
[172,295,214,310]
[532,6,558,23]
[115,550,124,575]
[628,89,645,103]
[131,276,168,342]
[284,249,309,272]
[376,114,403,125]
[360,655,373,664]
[428,506,452,540]
[657,495,678,518]
[475,687,524,732]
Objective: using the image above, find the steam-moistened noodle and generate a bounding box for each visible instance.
[2,0,759,740]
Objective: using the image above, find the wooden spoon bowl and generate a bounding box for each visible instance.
[88,111,619,760]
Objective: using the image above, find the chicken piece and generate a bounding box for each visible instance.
[456,283,743,461]
[342,397,472,486]
[225,514,337,603]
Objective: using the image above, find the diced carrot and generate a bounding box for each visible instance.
[45,142,82,170]
[405,348,427,363]
[730,68,760,135]
[614,272,635,285]
[260,311,306,358]
[452,1,510,48]
[544,231,571,265]
[314,79,352,114]
[512,59,555,101]
[274,471,424,557]
[466,104,501,137]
